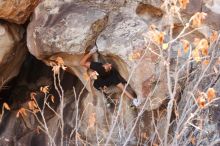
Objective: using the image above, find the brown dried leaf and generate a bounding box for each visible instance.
[3,102,10,110]
[192,12,207,27]
[207,88,216,102]
[179,0,189,9]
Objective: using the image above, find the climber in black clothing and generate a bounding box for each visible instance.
[80,47,141,107]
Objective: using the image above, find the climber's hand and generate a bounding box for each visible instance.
[89,46,98,54]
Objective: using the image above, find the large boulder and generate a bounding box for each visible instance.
[0,0,40,24]
[0,22,27,90]
[27,1,108,59]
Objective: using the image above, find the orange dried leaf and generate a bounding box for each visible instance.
[195,39,209,56]
[207,88,216,102]
[181,39,190,53]
[51,95,55,103]
[129,51,142,60]
[88,113,96,128]
[179,0,189,9]
[153,31,165,45]
[40,86,49,94]
[3,102,10,110]
[55,57,64,65]
[192,12,207,27]
[210,31,218,43]
[192,49,201,62]
[197,96,206,108]
[191,136,196,145]
[202,59,209,65]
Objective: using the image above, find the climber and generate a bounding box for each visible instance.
[80,46,141,107]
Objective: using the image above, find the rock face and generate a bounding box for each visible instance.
[0,0,40,24]
[183,0,220,30]
[0,0,220,145]
[0,22,27,91]
[27,1,108,59]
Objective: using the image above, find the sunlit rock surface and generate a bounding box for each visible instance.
[0,0,40,24]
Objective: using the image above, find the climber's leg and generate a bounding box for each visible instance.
[116,83,135,100]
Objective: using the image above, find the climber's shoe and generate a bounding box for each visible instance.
[105,97,114,108]
[132,98,142,107]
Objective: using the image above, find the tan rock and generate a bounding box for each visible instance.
[0,0,40,24]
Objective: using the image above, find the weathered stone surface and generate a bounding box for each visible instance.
[183,0,220,30]
[8,0,219,145]
[0,0,40,24]
[96,7,168,110]
[0,22,27,90]
[202,1,220,30]
[27,1,108,59]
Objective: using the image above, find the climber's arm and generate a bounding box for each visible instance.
[80,53,92,68]
[80,47,97,68]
